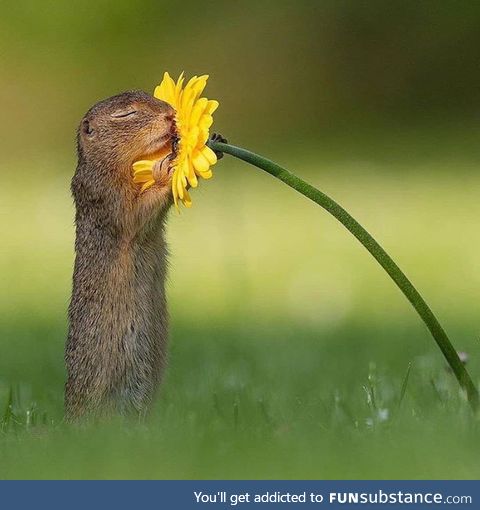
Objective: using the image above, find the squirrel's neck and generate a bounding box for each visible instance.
[71,213,168,311]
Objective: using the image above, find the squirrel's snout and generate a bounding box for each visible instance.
[159,107,177,140]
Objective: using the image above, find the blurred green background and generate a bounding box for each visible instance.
[2,0,480,479]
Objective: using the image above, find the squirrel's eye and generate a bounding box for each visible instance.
[111,109,137,119]
[82,119,94,136]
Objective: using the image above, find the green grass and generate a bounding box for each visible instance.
[1,320,480,479]
[2,130,480,479]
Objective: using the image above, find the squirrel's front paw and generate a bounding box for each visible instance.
[152,155,174,186]
[208,133,228,160]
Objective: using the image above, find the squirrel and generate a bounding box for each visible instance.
[65,91,177,420]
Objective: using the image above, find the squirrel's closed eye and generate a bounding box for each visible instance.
[111,109,137,119]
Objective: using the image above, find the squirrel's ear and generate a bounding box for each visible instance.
[82,119,94,136]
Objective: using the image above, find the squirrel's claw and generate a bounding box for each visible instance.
[208,133,228,160]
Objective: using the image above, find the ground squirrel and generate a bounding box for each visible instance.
[65,91,176,420]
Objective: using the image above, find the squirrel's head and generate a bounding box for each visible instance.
[77,91,175,169]
[73,91,176,235]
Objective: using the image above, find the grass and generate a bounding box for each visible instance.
[2,128,480,479]
[1,320,479,479]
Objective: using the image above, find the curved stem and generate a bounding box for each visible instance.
[209,140,479,413]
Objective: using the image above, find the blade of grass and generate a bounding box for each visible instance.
[1,387,14,432]
[399,362,413,408]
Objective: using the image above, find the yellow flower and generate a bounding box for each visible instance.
[132,72,219,208]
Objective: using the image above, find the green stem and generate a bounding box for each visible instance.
[209,140,479,413]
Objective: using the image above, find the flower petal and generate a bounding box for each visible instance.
[192,150,210,174]
[133,174,152,184]
[198,169,213,179]
[154,72,176,104]
[133,160,155,172]
[199,114,213,130]
[205,100,219,114]
[176,172,185,199]
[171,72,185,108]
[182,189,192,207]
[200,145,217,165]
[140,180,155,192]
[190,97,208,127]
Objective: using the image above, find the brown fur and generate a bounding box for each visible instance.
[65,91,175,420]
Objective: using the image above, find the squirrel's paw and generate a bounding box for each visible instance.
[152,155,174,186]
[208,133,228,160]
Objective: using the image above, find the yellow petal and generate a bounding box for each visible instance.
[133,168,155,179]
[190,97,208,127]
[187,161,198,188]
[180,77,201,120]
[133,168,154,176]
[182,189,192,207]
[192,150,210,174]
[205,100,219,114]
[133,160,155,172]
[133,160,155,185]
[200,145,218,165]
[187,128,199,146]
[133,174,152,184]
[140,180,155,192]
[176,173,185,199]
[191,76,208,102]
[174,72,185,106]
[181,172,188,189]
[172,178,179,203]
[197,128,210,147]
[154,72,176,104]
[199,114,213,130]
[197,169,213,180]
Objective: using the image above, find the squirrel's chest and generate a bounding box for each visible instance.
[96,246,168,406]
[105,244,167,341]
